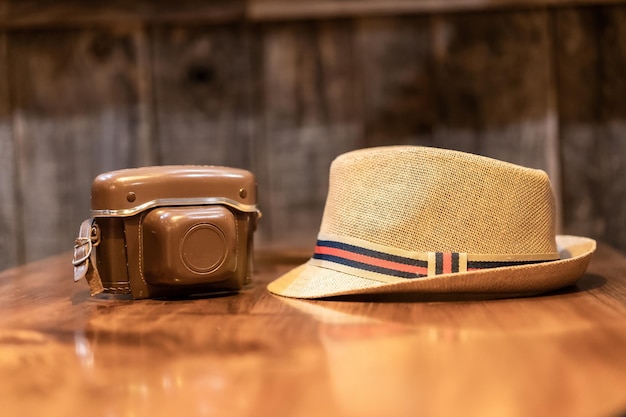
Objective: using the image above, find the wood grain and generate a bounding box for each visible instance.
[555,5,626,250]
[5,0,626,28]
[0,246,625,417]
[10,28,151,263]
[256,21,363,248]
[248,0,626,20]
[0,0,7,20]
[0,32,20,270]
[430,11,556,172]
[151,25,254,169]
[353,12,560,199]
[354,16,434,146]
[1,0,245,28]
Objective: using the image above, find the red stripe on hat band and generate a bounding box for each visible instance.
[315,245,429,275]
[443,252,452,274]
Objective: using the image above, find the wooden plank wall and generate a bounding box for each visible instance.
[0,2,625,269]
[555,7,626,253]
[0,25,20,268]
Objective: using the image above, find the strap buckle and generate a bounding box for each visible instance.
[73,220,104,296]
[72,237,93,267]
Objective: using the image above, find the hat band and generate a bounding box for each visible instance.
[309,233,560,283]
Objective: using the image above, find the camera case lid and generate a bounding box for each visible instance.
[91,165,258,217]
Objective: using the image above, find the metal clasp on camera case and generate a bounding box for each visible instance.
[72,222,100,267]
[72,237,92,267]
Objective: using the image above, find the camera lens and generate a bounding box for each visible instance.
[180,224,227,274]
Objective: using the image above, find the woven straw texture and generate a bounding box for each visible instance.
[321,146,556,255]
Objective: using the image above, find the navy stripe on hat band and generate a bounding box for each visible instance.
[312,253,427,279]
[467,259,550,269]
[316,239,427,268]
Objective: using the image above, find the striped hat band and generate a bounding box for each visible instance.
[309,233,560,284]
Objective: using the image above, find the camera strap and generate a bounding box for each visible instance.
[72,218,104,296]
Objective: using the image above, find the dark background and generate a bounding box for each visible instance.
[1,0,625,270]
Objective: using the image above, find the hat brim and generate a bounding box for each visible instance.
[267,235,596,299]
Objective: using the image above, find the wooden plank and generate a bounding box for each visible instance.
[247,0,626,21]
[10,28,152,263]
[151,25,254,169]
[429,11,556,174]
[0,32,20,270]
[354,16,434,146]
[555,5,626,252]
[5,0,626,28]
[0,0,7,20]
[257,21,364,249]
[353,12,556,170]
[2,0,244,28]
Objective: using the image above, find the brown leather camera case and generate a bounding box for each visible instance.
[74,166,260,299]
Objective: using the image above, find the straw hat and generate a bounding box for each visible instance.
[267,146,596,299]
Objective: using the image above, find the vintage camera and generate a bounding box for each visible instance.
[73,166,260,299]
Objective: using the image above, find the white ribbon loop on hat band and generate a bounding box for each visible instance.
[309,233,560,284]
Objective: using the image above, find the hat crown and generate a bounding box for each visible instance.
[320,146,557,255]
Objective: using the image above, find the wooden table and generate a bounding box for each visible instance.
[1,245,626,417]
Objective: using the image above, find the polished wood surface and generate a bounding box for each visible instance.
[1,245,626,417]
